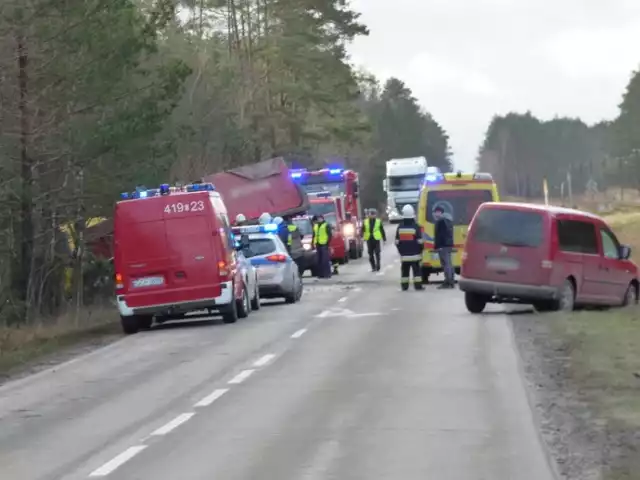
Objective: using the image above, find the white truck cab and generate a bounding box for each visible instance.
[383,157,428,223]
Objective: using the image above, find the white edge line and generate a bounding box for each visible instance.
[150,412,195,436]
[291,328,307,338]
[253,353,276,367]
[338,296,347,302]
[194,388,229,407]
[89,445,147,477]
[228,369,254,384]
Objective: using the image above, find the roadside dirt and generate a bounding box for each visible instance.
[511,311,640,480]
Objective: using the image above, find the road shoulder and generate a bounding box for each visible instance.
[511,308,640,480]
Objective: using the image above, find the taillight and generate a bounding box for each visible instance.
[266,254,287,262]
[115,273,124,290]
[218,260,229,276]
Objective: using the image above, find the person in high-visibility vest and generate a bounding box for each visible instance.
[395,205,423,290]
[362,208,385,271]
[313,214,332,278]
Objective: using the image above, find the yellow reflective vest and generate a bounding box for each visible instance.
[363,218,382,241]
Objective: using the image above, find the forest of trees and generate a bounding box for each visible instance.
[0,0,451,324]
[477,69,640,199]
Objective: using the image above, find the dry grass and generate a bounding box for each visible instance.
[0,307,119,376]
[551,308,640,429]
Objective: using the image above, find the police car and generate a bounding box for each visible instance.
[233,224,303,303]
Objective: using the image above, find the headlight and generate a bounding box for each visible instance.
[303,243,311,250]
[343,224,355,236]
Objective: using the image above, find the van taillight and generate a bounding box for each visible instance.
[115,273,124,290]
[266,254,287,262]
[218,260,229,276]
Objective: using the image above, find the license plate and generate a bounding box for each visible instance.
[258,266,277,277]
[132,276,164,288]
[486,257,519,270]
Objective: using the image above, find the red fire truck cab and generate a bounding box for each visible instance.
[307,193,350,265]
[290,167,363,259]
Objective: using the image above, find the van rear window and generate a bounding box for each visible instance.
[471,209,543,247]
[426,190,492,225]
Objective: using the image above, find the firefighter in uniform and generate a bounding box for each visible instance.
[395,204,423,290]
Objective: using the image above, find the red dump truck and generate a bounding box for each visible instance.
[202,157,309,222]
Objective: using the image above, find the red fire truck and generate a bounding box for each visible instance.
[290,167,363,259]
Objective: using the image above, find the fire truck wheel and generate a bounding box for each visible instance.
[120,315,140,335]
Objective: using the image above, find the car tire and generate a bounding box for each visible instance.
[464,292,487,314]
[138,315,153,330]
[237,287,250,318]
[555,279,575,312]
[622,282,638,307]
[221,289,239,324]
[285,275,301,304]
[120,315,140,334]
[296,276,304,301]
[251,282,261,310]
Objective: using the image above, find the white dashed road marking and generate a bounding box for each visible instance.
[151,413,195,436]
[228,369,254,384]
[89,446,147,477]
[291,328,307,338]
[194,388,228,407]
[253,354,276,367]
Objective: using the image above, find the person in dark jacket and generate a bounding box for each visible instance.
[433,205,454,288]
[395,205,423,290]
[362,208,386,271]
[313,214,333,278]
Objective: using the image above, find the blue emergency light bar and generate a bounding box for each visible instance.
[232,223,278,235]
[425,173,444,183]
[120,182,215,200]
[290,167,343,179]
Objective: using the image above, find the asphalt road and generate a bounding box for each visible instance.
[0,242,556,480]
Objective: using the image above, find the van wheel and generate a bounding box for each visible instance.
[465,292,487,314]
[237,287,250,318]
[555,279,575,311]
[421,267,431,284]
[221,296,238,324]
[622,282,638,307]
[120,315,140,334]
[138,315,153,330]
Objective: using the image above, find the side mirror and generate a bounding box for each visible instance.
[620,244,631,260]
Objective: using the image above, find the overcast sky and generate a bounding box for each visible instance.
[348,0,640,170]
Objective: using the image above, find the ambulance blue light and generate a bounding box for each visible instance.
[328,168,342,174]
[425,174,443,183]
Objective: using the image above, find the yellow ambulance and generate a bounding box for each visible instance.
[417,171,499,283]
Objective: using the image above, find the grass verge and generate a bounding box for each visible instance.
[0,308,120,379]
[548,307,640,479]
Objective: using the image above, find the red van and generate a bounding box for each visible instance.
[459,202,638,313]
[114,183,250,334]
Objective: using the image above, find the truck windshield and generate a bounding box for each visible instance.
[300,182,345,197]
[388,175,424,191]
[425,190,493,226]
[308,202,337,219]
